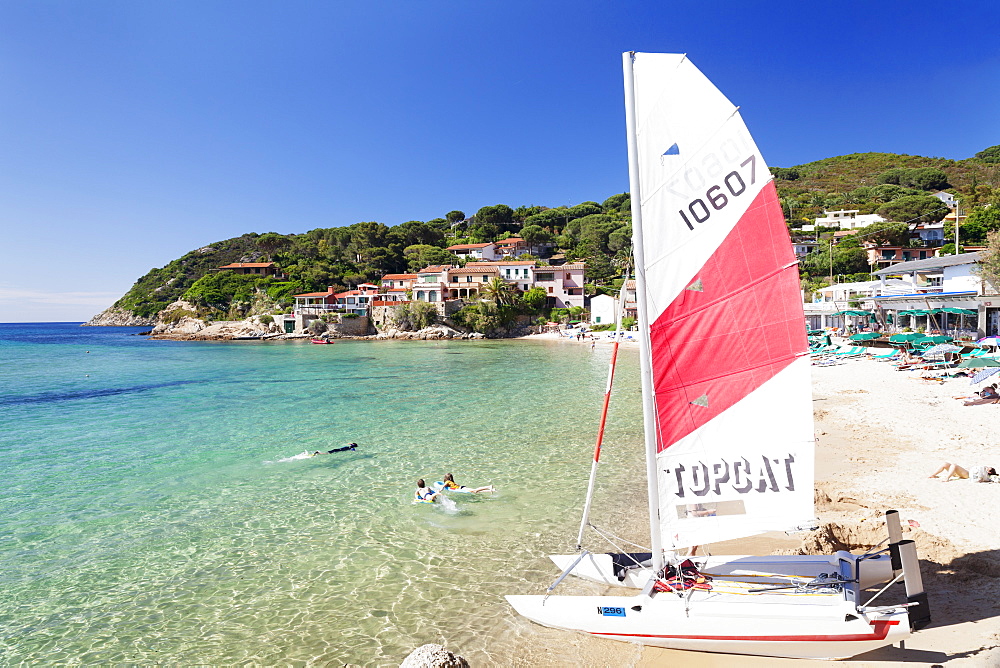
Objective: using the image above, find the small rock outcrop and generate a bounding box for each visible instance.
[374,325,475,340]
[83,306,156,327]
[399,644,469,668]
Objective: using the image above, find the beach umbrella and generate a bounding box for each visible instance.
[970,366,1000,385]
[914,335,952,345]
[956,357,1000,368]
[941,307,977,316]
[831,309,872,317]
[890,333,925,343]
[849,332,882,341]
[977,337,1000,348]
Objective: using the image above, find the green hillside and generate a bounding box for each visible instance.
[110,146,1000,321]
[775,149,1000,222]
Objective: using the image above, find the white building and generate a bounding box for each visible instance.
[792,240,818,258]
[445,242,498,261]
[588,281,637,325]
[814,209,886,230]
[871,253,985,338]
[932,191,956,210]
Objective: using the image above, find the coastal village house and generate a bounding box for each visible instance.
[284,259,587,333]
[446,242,498,261]
[217,262,285,278]
[389,260,587,309]
[494,237,529,258]
[446,264,498,299]
[589,280,638,326]
[376,274,417,302]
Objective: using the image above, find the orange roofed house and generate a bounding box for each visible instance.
[446,242,498,261]
[376,274,418,303]
[217,262,285,278]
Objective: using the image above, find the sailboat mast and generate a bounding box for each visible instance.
[622,51,665,573]
[575,285,628,549]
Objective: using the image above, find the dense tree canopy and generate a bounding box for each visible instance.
[876,167,949,191]
[876,195,949,223]
[856,221,911,247]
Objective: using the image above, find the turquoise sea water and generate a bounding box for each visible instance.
[0,323,647,665]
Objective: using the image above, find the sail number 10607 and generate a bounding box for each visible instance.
[678,155,757,231]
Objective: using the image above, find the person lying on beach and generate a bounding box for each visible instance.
[311,443,358,456]
[414,479,439,503]
[433,472,494,494]
[928,462,998,482]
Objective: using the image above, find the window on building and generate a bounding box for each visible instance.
[505,269,511,278]
[548,287,553,293]
[595,316,602,323]
[536,273,554,281]
[429,291,437,302]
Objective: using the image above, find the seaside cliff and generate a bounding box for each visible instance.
[84,306,157,327]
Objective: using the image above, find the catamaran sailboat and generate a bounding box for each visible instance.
[506,52,929,660]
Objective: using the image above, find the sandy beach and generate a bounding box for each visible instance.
[518,334,1000,667]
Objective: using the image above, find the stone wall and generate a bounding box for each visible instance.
[328,315,372,337]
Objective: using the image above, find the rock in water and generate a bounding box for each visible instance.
[399,644,469,668]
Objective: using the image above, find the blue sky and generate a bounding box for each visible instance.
[2,0,998,322]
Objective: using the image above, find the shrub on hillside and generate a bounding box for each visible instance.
[390,301,438,331]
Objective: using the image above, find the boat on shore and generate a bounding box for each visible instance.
[506,52,929,660]
[310,338,334,344]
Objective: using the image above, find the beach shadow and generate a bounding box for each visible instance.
[847,547,1000,663]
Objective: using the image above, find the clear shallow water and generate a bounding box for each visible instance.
[0,323,646,665]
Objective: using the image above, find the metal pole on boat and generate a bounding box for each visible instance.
[622,51,665,573]
[885,509,903,577]
[576,286,627,549]
[898,539,931,630]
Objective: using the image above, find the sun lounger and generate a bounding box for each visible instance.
[830,346,867,357]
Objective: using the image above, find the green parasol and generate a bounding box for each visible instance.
[914,334,953,345]
[956,357,1000,368]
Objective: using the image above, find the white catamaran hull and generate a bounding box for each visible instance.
[506,592,910,660]
[549,551,895,590]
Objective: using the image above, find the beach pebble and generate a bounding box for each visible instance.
[399,644,469,668]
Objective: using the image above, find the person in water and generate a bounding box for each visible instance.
[415,478,438,503]
[311,443,358,456]
[434,472,494,494]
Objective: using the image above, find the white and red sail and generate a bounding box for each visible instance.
[625,53,814,550]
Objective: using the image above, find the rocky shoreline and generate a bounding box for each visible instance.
[83,306,157,327]
[84,302,516,342]
[145,319,482,342]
